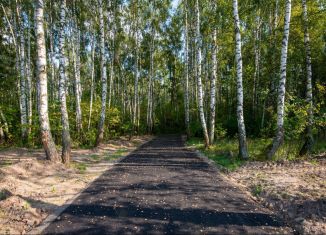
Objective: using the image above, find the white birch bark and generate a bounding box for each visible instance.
[133,17,139,133]
[88,36,96,130]
[95,0,108,146]
[268,0,292,159]
[184,1,190,137]
[27,16,32,136]
[147,26,154,133]
[195,0,209,147]
[74,28,83,133]
[209,26,217,145]
[58,0,71,164]
[233,0,249,159]
[35,0,59,162]
[252,14,261,116]
[18,6,28,143]
[300,0,314,155]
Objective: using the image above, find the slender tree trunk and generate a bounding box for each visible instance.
[253,14,261,118]
[74,29,83,134]
[195,0,209,147]
[95,0,108,146]
[58,0,71,164]
[233,0,249,159]
[88,36,95,131]
[300,0,314,156]
[147,27,154,133]
[184,2,190,138]
[209,27,217,145]
[268,0,292,159]
[35,0,59,162]
[27,16,32,137]
[18,5,28,144]
[133,20,139,134]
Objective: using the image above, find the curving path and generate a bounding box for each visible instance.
[42,135,292,234]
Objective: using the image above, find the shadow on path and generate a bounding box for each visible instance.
[43,135,292,235]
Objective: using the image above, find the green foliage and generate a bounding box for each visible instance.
[284,98,308,140]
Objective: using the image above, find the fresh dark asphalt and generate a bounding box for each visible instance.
[43,135,292,234]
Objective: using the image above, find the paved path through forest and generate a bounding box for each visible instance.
[42,135,292,234]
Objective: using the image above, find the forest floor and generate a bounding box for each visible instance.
[188,138,326,235]
[0,135,152,235]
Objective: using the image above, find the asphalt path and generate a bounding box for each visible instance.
[43,135,292,234]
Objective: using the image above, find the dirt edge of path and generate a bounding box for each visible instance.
[192,146,326,235]
[0,136,153,235]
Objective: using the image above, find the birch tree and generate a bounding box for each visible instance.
[300,0,314,155]
[74,29,83,134]
[195,0,209,147]
[95,0,108,146]
[18,4,28,143]
[209,1,218,145]
[233,0,249,159]
[268,0,292,159]
[58,0,71,164]
[35,0,59,162]
[184,0,190,137]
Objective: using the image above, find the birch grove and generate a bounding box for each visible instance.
[0,0,324,161]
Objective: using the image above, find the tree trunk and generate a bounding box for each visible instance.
[18,5,28,144]
[209,27,217,145]
[195,0,209,147]
[252,14,261,118]
[88,36,96,131]
[147,26,154,134]
[184,1,190,138]
[27,15,32,137]
[233,0,249,159]
[268,0,292,159]
[95,0,108,146]
[74,29,83,134]
[299,0,314,156]
[133,40,139,133]
[35,0,59,162]
[58,0,71,164]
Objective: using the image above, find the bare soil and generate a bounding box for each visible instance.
[0,136,151,235]
[228,155,326,234]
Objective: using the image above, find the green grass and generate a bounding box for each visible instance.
[89,154,101,161]
[187,136,325,170]
[71,162,87,173]
[103,149,128,162]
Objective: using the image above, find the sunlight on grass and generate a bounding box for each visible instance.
[103,149,128,161]
[187,137,325,171]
